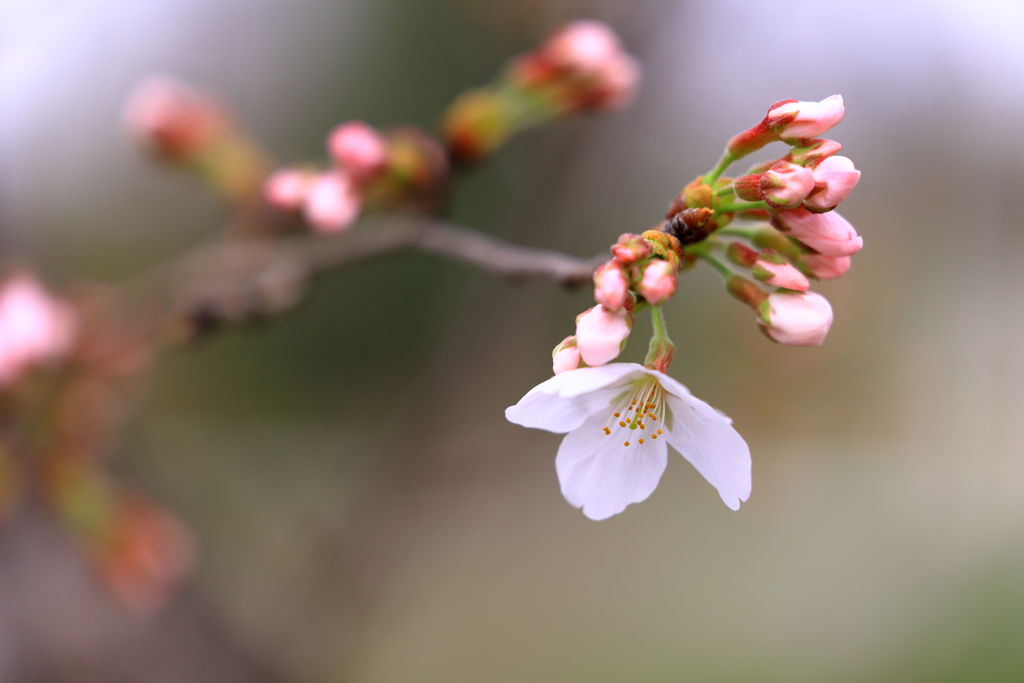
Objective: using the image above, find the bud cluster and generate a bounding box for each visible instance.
[263,122,449,234]
[442,20,640,162]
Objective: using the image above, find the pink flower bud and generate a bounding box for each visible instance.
[771,207,863,257]
[0,275,77,385]
[303,172,362,234]
[803,155,861,211]
[610,234,653,264]
[593,261,629,310]
[637,259,678,305]
[760,161,815,209]
[122,76,224,161]
[789,139,842,166]
[767,95,845,141]
[752,259,810,291]
[590,53,641,110]
[552,336,582,374]
[327,121,388,181]
[759,291,833,346]
[544,20,623,75]
[263,168,313,211]
[802,254,851,280]
[575,305,632,366]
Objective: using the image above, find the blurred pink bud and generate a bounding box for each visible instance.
[637,259,677,305]
[327,121,388,181]
[0,276,76,385]
[303,172,362,234]
[593,261,629,310]
[263,168,313,211]
[122,76,224,161]
[544,20,623,74]
[552,336,582,374]
[761,162,815,209]
[610,234,653,264]
[576,305,632,366]
[768,95,845,141]
[803,155,861,211]
[771,207,863,257]
[753,259,810,291]
[760,291,833,346]
[789,138,842,166]
[591,53,641,110]
[803,254,852,280]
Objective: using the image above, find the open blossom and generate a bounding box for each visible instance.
[303,172,362,233]
[753,259,810,291]
[0,276,77,385]
[802,254,851,280]
[637,259,677,305]
[576,305,632,366]
[803,155,861,212]
[767,95,845,141]
[761,161,815,209]
[771,207,863,257]
[506,363,751,519]
[327,121,388,181]
[760,291,833,346]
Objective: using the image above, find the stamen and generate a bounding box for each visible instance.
[619,421,626,427]
[613,413,620,417]
[638,439,644,444]
[651,434,658,439]
[624,441,630,447]
[657,429,663,435]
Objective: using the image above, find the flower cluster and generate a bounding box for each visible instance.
[442,20,640,162]
[508,95,863,520]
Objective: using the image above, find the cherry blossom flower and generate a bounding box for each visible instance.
[767,95,845,141]
[506,363,751,519]
[760,291,833,346]
[303,172,362,233]
[803,254,851,280]
[771,207,863,256]
[637,259,677,305]
[803,155,861,211]
[753,259,810,291]
[327,121,388,181]
[122,75,224,161]
[0,276,76,385]
[552,336,582,375]
[593,260,629,310]
[761,161,815,209]
[575,305,632,366]
[263,168,314,211]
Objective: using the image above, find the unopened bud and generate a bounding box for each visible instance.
[771,207,863,257]
[733,175,764,201]
[789,138,842,166]
[544,20,623,74]
[758,291,833,346]
[263,168,314,211]
[802,254,851,280]
[726,275,769,316]
[327,121,388,181]
[683,179,713,209]
[575,305,633,366]
[767,95,845,142]
[640,230,683,264]
[441,89,512,163]
[637,259,677,305]
[593,260,629,310]
[611,233,653,264]
[749,226,806,260]
[803,155,861,212]
[552,336,582,374]
[752,255,810,291]
[725,242,759,268]
[0,275,77,386]
[666,207,715,245]
[303,172,362,234]
[122,76,225,163]
[761,161,815,209]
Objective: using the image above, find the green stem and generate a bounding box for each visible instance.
[702,151,735,186]
[717,226,760,240]
[717,200,767,213]
[714,184,736,197]
[645,306,675,373]
[689,245,734,279]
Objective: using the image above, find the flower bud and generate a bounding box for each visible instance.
[759,291,833,346]
[0,275,77,385]
[733,174,764,201]
[771,207,863,257]
[752,255,810,291]
[589,53,641,110]
[263,168,314,211]
[441,89,512,163]
[593,260,629,310]
[327,121,388,181]
[122,76,225,162]
[789,138,842,166]
[552,336,582,374]
[802,254,851,280]
[303,172,362,234]
[803,155,861,212]
[767,95,845,142]
[544,20,622,74]
[726,275,769,314]
[610,233,653,264]
[725,242,759,268]
[761,161,815,209]
[575,305,633,366]
[665,207,715,245]
[640,230,683,264]
[637,259,677,305]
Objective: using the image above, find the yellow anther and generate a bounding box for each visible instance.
[624,441,630,447]
[650,415,658,421]
[651,434,658,439]
[657,429,663,434]
[614,412,620,417]
[618,421,626,427]
[639,438,644,444]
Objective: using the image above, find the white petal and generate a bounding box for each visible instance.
[555,411,668,520]
[664,395,751,510]
[505,364,644,433]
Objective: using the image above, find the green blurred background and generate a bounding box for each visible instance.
[2,0,1023,681]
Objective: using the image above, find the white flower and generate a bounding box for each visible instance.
[505,363,751,520]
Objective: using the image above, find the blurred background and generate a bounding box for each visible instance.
[2,0,1023,681]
